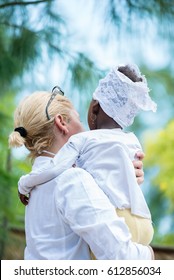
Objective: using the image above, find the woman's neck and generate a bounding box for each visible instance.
[41,136,69,158]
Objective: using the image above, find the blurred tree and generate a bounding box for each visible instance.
[132,65,174,246]
[130,64,174,135]
[0,0,104,97]
[144,121,174,245]
[144,120,174,206]
[0,0,174,95]
[0,0,65,94]
[102,0,174,43]
[0,93,28,258]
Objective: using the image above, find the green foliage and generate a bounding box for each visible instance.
[69,53,105,93]
[103,0,174,41]
[0,168,15,221]
[0,0,66,94]
[0,27,39,87]
[143,120,174,246]
[155,233,174,247]
[144,120,174,208]
[0,93,30,258]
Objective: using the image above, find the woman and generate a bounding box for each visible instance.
[9,88,154,260]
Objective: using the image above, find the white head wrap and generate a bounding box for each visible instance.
[93,64,157,128]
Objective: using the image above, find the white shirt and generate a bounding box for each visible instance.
[19,129,151,218]
[24,157,152,260]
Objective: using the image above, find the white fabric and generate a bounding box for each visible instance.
[19,129,151,219]
[93,64,157,128]
[24,161,152,259]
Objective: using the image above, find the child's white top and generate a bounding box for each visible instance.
[19,128,151,219]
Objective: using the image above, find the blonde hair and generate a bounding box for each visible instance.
[9,91,74,160]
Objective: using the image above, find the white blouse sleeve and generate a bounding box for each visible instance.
[53,133,85,167]
[18,175,33,195]
[55,167,152,260]
[18,133,85,195]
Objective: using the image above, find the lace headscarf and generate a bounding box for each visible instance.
[93,64,157,128]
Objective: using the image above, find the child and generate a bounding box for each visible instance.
[18,63,157,246]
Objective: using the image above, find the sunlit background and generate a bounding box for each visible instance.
[0,0,174,260]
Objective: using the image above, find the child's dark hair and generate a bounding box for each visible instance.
[118,65,143,83]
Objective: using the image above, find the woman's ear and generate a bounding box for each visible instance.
[54,114,69,135]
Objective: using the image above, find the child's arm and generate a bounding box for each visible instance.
[18,173,38,195]
[18,133,85,198]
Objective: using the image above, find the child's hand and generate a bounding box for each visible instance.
[18,191,30,206]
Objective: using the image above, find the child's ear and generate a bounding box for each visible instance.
[92,100,100,115]
[54,114,69,135]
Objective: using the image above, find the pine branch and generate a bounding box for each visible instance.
[0,0,49,9]
[0,21,24,29]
